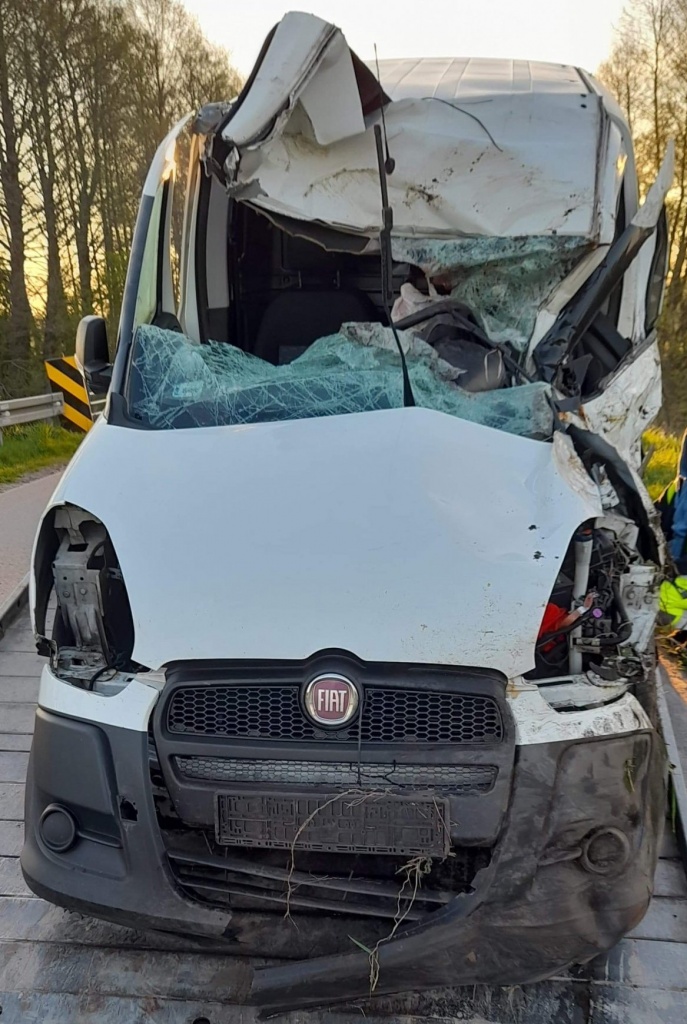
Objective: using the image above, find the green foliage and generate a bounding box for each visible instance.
[643,426,680,500]
[0,0,241,401]
[0,423,83,486]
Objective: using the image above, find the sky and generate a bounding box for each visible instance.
[183,0,628,80]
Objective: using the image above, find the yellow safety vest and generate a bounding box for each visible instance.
[659,576,687,631]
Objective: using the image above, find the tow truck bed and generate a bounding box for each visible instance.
[2,603,686,1024]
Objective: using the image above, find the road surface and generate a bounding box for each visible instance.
[0,471,62,605]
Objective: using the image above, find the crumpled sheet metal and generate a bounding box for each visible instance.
[129,323,555,439]
[229,94,603,240]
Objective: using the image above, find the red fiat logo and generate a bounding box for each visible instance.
[304,674,359,726]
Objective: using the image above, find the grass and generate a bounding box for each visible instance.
[0,422,83,487]
[643,427,681,501]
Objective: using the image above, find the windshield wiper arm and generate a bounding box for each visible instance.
[373,123,415,407]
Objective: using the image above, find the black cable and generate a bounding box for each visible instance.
[428,98,503,151]
[86,652,128,691]
[86,663,118,692]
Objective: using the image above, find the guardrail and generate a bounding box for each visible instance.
[0,392,107,444]
[0,393,64,443]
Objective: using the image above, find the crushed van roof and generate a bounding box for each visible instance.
[212,13,624,244]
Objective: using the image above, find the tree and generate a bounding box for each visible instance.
[0,0,240,397]
[599,0,687,429]
[0,0,35,382]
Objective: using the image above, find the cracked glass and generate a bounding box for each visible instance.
[128,322,554,438]
[392,235,590,349]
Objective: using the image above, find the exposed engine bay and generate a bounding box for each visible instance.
[35,505,136,688]
[532,519,658,691]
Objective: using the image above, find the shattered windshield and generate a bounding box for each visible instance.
[392,236,590,350]
[127,322,554,438]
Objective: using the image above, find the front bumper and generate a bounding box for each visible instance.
[22,699,667,1014]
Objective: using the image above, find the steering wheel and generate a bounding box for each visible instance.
[393,298,535,384]
[393,298,484,333]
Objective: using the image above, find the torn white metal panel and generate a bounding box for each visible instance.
[142,113,192,197]
[631,231,658,340]
[580,341,662,467]
[635,142,674,229]
[38,410,600,676]
[221,12,365,150]
[229,93,603,239]
[217,13,607,240]
[297,31,367,146]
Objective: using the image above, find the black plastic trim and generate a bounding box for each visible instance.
[194,171,211,344]
[111,193,155,396]
[20,705,667,1013]
[154,179,171,320]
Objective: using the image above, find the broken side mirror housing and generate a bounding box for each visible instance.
[76,316,112,395]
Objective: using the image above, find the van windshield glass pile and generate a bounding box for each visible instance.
[127,322,554,438]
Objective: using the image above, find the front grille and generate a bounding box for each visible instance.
[169,685,314,740]
[167,685,503,744]
[176,756,497,793]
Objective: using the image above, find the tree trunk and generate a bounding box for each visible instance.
[0,8,34,369]
[75,188,94,314]
[43,184,68,357]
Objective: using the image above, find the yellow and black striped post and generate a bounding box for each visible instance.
[44,356,93,433]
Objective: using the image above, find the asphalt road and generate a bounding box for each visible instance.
[0,472,62,606]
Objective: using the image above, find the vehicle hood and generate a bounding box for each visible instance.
[42,409,600,675]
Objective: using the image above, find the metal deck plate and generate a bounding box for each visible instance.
[1,607,686,1023]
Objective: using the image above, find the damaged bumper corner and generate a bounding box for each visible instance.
[248,727,667,1013]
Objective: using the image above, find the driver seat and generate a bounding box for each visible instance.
[253,289,379,364]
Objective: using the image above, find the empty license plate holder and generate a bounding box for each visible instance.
[215,792,450,856]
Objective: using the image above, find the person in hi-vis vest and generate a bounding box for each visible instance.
[656,430,687,631]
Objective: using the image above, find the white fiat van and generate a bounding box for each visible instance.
[22,12,672,1013]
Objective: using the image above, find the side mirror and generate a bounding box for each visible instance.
[75,316,112,395]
